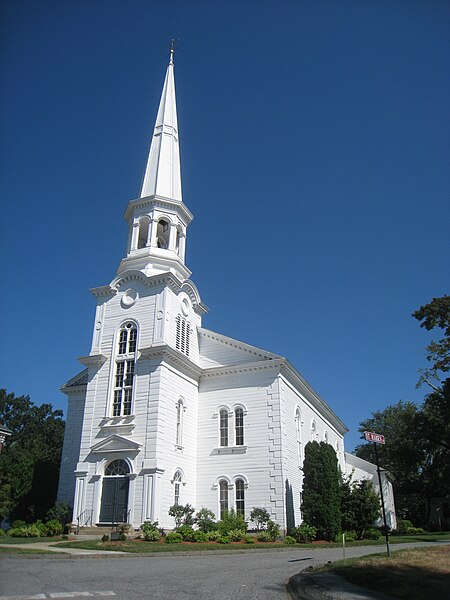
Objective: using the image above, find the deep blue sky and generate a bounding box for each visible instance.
[1,0,448,451]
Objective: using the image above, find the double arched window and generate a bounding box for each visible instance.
[217,477,246,519]
[218,407,245,447]
[113,322,137,416]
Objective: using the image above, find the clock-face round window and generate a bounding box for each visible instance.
[121,288,138,308]
[181,297,190,317]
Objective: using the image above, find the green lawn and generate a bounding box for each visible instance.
[0,546,57,554]
[52,531,450,553]
[0,536,65,544]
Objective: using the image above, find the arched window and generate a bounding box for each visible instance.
[295,408,302,465]
[156,219,170,249]
[113,322,137,416]
[175,315,191,356]
[219,479,228,518]
[175,227,181,255]
[176,398,184,447]
[235,407,244,446]
[173,470,182,506]
[311,420,317,441]
[219,409,229,447]
[105,459,130,476]
[324,430,329,443]
[137,218,150,249]
[235,479,245,516]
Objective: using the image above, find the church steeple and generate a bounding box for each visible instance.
[117,48,193,281]
[140,43,181,202]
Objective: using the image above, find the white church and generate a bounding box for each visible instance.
[57,51,395,533]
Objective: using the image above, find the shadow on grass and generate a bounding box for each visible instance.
[333,552,450,600]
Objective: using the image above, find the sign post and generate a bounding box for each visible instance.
[364,431,391,558]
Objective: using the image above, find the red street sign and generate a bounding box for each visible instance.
[364,431,385,444]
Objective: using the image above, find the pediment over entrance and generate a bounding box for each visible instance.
[90,434,142,454]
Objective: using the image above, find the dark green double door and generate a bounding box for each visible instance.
[99,477,129,524]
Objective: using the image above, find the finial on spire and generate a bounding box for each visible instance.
[169,39,176,65]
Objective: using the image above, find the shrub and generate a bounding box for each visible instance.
[257,531,273,542]
[206,530,221,541]
[12,520,26,529]
[45,519,63,537]
[46,503,72,529]
[101,534,109,542]
[217,536,229,544]
[407,526,425,535]
[218,509,247,535]
[166,532,183,544]
[9,524,43,538]
[142,521,161,542]
[168,503,195,528]
[228,529,245,542]
[266,520,280,541]
[397,519,413,534]
[284,535,296,545]
[290,523,317,543]
[249,507,271,531]
[176,525,196,542]
[363,528,381,540]
[195,508,217,533]
[345,530,358,542]
[0,529,5,537]
[194,530,208,542]
[244,534,255,544]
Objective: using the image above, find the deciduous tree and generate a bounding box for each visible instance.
[0,389,65,522]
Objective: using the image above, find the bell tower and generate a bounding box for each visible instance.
[117,44,192,282]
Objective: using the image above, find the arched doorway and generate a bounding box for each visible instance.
[99,459,130,524]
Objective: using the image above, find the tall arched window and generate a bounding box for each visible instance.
[235,479,245,516]
[324,430,329,443]
[219,409,229,447]
[175,315,191,356]
[156,219,170,249]
[173,470,182,506]
[113,322,137,416]
[311,420,317,441]
[137,218,150,249]
[235,407,244,446]
[176,399,184,447]
[295,408,302,465]
[219,479,228,518]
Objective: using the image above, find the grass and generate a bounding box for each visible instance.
[54,539,292,552]
[316,545,450,600]
[53,531,450,553]
[0,536,65,544]
[0,546,57,554]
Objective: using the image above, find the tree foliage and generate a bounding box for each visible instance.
[340,475,380,539]
[0,389,65,522]
[301,441,341,540]
[356,295,450,525]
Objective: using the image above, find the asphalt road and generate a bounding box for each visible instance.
[0,542,448,600]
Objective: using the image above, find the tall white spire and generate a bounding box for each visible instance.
[140,46,182,201]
